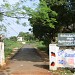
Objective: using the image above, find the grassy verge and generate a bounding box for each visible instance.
[50,68,74,75]
[35,41,49,54]
[4,39,23,58]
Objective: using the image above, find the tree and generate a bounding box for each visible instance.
[44,0,75,32]
[28,0,75,48]
[10,36,17,41]
[28,0,58,46]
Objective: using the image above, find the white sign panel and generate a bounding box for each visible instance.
[57,49,75,68]
[49,44,75,70]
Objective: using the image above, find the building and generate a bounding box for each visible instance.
[17,37,23,41]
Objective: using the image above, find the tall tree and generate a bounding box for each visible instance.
[28,0,75,47]
[29,0,58,46]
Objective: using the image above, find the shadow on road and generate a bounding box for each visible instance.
[34,64,49,70]
[11,48,43,62]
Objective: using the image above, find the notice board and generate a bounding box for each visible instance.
[58,33,75,46]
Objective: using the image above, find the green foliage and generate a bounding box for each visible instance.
[6,12,14,17]
[35,41,49,53]
[10,36,17,41]
[28,0,58,46]
[28,0,75,48]
[5,3,10,9]
[44,0,75,32]
[32,1,57,27]
[18,32,35,41]
[4,38,22,57]
[0,25,7,32]
[0,13,3,21]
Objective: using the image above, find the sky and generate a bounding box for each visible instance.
[0,0,39,37]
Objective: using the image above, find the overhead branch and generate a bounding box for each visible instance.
[1,12,30,19]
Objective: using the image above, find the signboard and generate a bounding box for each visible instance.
[49,44,75,70]
[57,49,75,68]
[58,33,75,46]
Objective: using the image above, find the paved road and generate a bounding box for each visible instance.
[4,44,51,75]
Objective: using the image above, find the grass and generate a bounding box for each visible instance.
[4,39,23,58]
[35,41,49,54]
[50,68,74,75]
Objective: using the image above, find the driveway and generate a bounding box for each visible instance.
[5,44,51,75]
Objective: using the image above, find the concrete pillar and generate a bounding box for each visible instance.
[49,44,59,70]
[0,42,5,66]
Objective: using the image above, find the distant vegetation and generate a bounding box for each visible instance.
[10,36,17,41]
[18,32,36,41]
